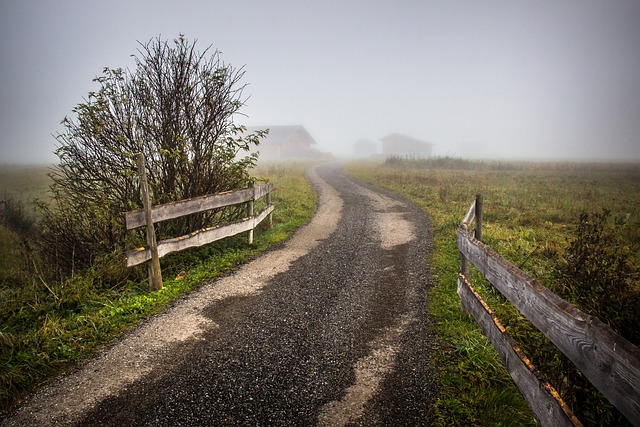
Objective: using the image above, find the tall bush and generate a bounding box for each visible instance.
[560,209,639,344]
[550,208,639,424]
[39,35,266,274]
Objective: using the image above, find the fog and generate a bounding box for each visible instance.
[1,0,640,164]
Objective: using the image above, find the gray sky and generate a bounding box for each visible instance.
[1,0,640,163]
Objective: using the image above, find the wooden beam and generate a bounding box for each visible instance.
[125,183,273,230]
[127,218,253,267]
[253,182,274,200]
[458,274,582,427]
[267,191,273,230]
[247,183,255,245]
[126,205,275,268]
[136,153,162,291]
[254,204,275,228]
[458,229,640,423]
[475,194,483,241]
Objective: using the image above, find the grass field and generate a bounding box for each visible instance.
[2,159,638,425]
[0,161,318,411]
[0,164,52,210]
[345,158,640,426]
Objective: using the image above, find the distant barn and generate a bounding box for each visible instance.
[247,126,324,160]
[381,133,433,158]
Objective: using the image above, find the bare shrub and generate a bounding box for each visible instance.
[39,35,266,274]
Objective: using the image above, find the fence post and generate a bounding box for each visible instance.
[267,189,273,230]
[475,194,483,242]
[460,199,473,280]
[461,251,470,279]
[137,153,163,291]
[247,183,255,244]
[459,199,473,315]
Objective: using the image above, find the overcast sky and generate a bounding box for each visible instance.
[1,0,640,163]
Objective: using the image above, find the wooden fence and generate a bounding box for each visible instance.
[125,153,274,290]
[458,195,640,427]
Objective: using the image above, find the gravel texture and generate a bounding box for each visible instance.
[3,163,436,426]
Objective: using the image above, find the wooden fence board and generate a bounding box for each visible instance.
[126,205,275,267]
[125,184,273,230]
[253,182,274,200]
[457,274,582,427]
[252,204,274,228]
[458,228,640,423]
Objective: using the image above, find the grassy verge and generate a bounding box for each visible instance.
[345,158,640,426]
[0,162,317,411]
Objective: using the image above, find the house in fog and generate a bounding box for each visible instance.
[247,126,324,160]
[381,133,433,158]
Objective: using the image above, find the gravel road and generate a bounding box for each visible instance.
[3,163,436,426]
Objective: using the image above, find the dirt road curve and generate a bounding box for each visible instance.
[3,163,436,426]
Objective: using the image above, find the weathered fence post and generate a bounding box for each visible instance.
[460,248,470,279]
[460,197,475,280]
[459,198,476,315]
[475,194,483,242]
[137,153,163,291]
[247,183,255,244]
[267,190,273,230]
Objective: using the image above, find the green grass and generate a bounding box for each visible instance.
[345,158,640,426]
[0,162,317,411]
[4,158,638,424]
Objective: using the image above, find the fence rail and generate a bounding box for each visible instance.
[125,153,274,289]
[125,202,274,268]
[125,184,273,230]
[457,195,640,427]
